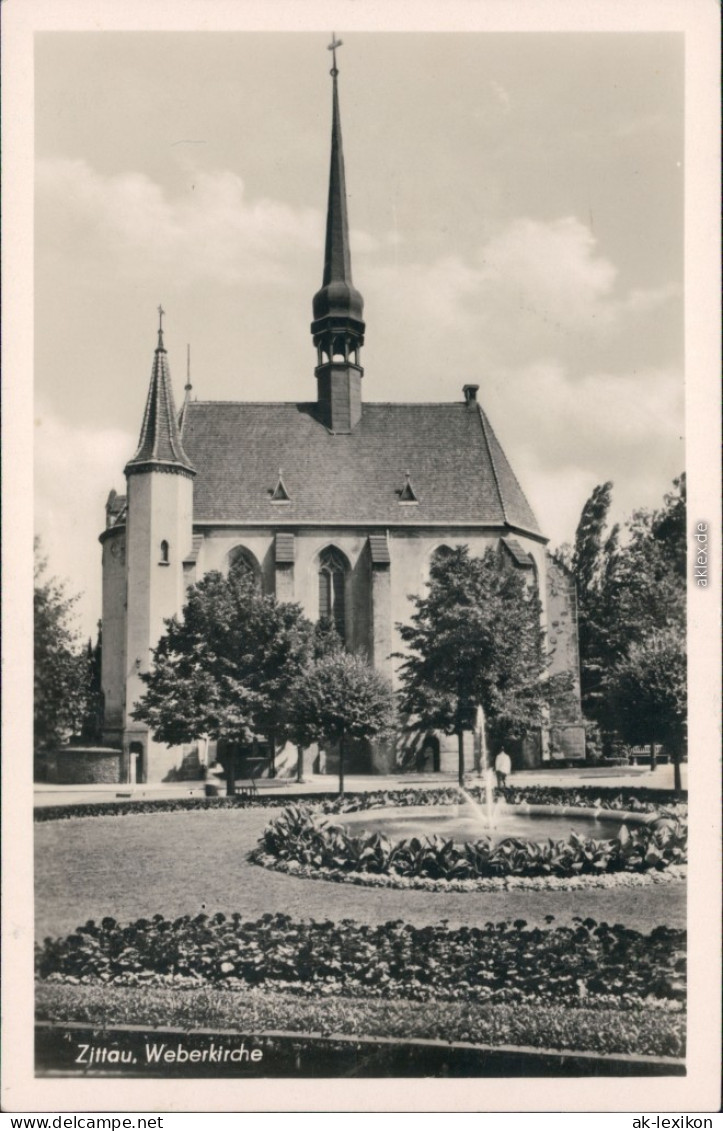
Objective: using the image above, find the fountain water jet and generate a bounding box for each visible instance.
[458,768,501,830]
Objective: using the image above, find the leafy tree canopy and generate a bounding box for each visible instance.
[396,546,547,749]
[132,570,316,748]
[285,651,396,794]
[607,630,686,760]
[285,652,396,750]
[569,474,686,756]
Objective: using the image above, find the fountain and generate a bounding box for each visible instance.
[342,719,661,845]
[458,767,499,829]
[341,766,660,845]
[341,801,657,845]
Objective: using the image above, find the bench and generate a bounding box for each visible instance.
[234,777,258,798]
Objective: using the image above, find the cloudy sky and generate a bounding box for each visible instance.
[34,29,686,637]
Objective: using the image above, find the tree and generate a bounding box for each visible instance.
[396,546,547,785]
[570,481,619,729]
[132,570,315,785]
[285,652,396,796]
[606,630,686,790]
[287,617,345,783]
[34,539,88,757]
[569,475,686,770]
[80,621,104,742]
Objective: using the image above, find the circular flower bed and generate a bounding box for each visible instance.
[250,802,687,892]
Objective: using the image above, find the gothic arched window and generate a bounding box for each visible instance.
[318,547,347,638]
[228,546,261,588]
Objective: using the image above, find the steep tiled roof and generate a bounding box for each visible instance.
[369,534,391,563]
[502,537,535,567]
[183,534,204,566]
[181,399,542,536]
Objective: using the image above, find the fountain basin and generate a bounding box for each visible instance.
[341,803,658,846]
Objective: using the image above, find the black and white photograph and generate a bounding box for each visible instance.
[2,0,720,1117]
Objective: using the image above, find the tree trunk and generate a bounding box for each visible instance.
[338,733,345,798]
[297,745,305,784]
[649,738,657,772]
[269,734,277,779]
[673,756,682,794]
[225,756,235,797]
[457,729,465,787]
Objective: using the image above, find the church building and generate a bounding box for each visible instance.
[99,47,585,783]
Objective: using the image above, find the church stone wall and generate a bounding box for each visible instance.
[123,470,193,781]
[545,555,582,699]
[100,528,127,743]
[545,555,586,761]
[110,520,581,780]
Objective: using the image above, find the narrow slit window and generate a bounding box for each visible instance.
[160,540,170,565]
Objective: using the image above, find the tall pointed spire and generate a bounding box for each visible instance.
[125,308,195,478]
[312,35,365,433]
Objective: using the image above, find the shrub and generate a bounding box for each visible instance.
[33,784,686,823]
[36,913,686,1010]
[256,804,687,882]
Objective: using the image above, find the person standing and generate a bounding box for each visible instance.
[494,747,511,789]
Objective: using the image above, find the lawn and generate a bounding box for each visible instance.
[34,804,686,1065]
[35,807,686,943]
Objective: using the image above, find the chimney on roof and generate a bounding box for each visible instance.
[463,384,479,404]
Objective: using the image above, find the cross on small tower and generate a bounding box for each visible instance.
[327,33,343,77]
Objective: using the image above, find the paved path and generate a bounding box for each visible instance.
[34,764,686,809]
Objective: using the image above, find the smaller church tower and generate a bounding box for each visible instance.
[121,310,195,782]
[311,38,365,434]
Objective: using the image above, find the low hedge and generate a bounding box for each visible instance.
[254,804,686,883]
[35,983,686,1060]
[34,784,686,823]
[34,795,292,823]
[36,912,686,1011]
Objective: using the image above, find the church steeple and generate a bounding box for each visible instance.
[125,307,195,478]
[312,36,365,434]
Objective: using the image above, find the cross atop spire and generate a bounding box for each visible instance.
[157,304,166,351]
[312,33,364,327]
[327,33,343,76]
[311,34,365,433]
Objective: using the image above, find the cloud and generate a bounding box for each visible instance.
[476,216,618,329]
[34,402,135,637]
[364,214,680,393]
[36,157,324,288]
[497,360,684,460]
[484,360,684,548]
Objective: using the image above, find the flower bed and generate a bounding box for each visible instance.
[255,854,686,894]
[36,913,686,1012]
[36,983,686,1060]
[252,803,686,887]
